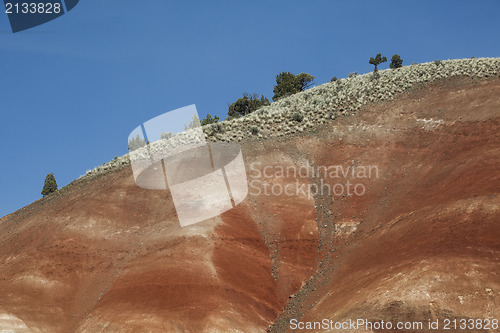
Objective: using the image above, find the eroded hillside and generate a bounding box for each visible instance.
[0,61,499,332]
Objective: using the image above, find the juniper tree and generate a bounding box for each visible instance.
[390,54,403,69]
[228,93,270,118]
[369,53,387,72]
[272,72,315,101]
[41,173,58,196]
[201,113,219,126]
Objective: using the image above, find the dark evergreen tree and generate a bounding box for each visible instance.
[201,113,220,126]
[228,93,270,118]
[296,73,315,90]
[369,53,387,72]
[272,72,315,101]
[390,54,403,69]
[41,173,58,196]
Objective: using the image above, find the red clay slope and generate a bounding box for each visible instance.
[0,76,499,333]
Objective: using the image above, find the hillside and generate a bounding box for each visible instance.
[0,58,499,332]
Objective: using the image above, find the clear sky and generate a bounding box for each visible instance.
[0,0,499,218]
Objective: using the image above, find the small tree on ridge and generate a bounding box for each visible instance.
[201,114,219,126]
[390,54,403,69]
[228,93,270,118]
[369,53,387,72]
[41,173,58,196]
[272,72,315,101]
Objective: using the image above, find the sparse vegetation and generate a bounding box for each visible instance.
[204,122,225,136]
[369,53,387,72]
[434,59,442,66]
[83,58,500,180]
[184,114,201,130]
[160,131,173,140]
[250,126,259,135]
[272,72,315,101]
[330,76,338,82]
[348,72,358,78]
[41,173,58,196]
[128,134,146,151]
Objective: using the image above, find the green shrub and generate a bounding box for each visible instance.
[291,111,304,122]
[330,76,338,82]
[203,124,220,137]
[348,72,358,78]
[255,108,269,115]
[211,122,224,134]
[228,93,270,118]
[41,173,58,196]
[201,113,219,126]
[389,54,403,69]
[272,72,315,101]
[434,59,442,66]
[250,126,259,135]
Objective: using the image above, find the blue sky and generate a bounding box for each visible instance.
[0,0,499,218]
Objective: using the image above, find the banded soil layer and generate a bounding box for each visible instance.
[0,75,499,332]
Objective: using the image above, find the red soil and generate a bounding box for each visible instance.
[0,76,498,332]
